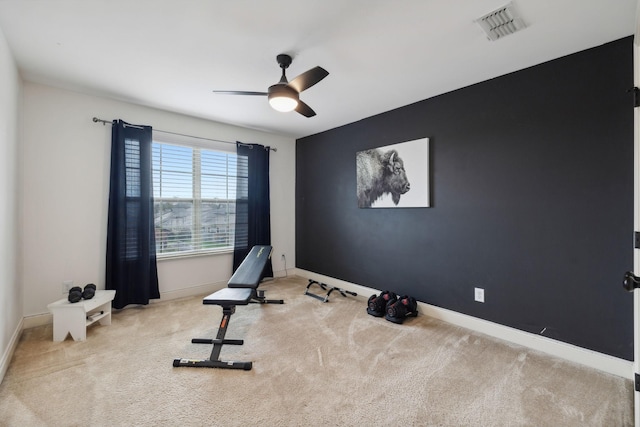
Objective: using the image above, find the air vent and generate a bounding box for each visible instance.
[476,2,526,41]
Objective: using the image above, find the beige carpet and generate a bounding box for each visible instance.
[0,276,633,426]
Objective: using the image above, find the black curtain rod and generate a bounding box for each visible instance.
[92,117,276,152]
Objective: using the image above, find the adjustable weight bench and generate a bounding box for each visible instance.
[173,245,281,370]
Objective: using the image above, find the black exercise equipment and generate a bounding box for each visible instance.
[82,284,96,300]
[385,295,418,324]
[304,279,357,302]
[624,271,640,292]
[173,245,279,370]
[68,286,83,303]
[228,246,283,305]
[68,284,97,303]
[367,290,397,317]
[86,310,104,321]
[173,287,253,370]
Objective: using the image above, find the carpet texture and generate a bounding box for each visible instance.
[0,276,633,426]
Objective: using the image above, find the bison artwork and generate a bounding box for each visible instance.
[356,148,411,208]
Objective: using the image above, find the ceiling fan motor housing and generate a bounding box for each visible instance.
[268,83,299,100]
[276,54,293,69]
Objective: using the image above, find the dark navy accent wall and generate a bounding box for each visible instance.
[296,36,634,360]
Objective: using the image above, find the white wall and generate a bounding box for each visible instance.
[0,25,22,380]
[21,83,296,317]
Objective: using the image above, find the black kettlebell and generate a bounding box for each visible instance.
[68,286,83,303]
[82,283,96,300]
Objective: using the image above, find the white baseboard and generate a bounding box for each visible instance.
[23,313,52,329]
[0,317,23,384]
[294,268,633,379]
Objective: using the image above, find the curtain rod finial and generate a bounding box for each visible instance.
[93,117,111,125]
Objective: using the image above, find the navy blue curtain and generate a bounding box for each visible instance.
[233,142,273,278]
[106,120,160,309]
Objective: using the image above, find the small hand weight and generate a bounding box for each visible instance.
[68,286,83,303]
[82,283,96,300]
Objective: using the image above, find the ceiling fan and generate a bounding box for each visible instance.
[213,54,329,117]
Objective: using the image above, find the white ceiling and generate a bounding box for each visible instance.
[0,0,637,139]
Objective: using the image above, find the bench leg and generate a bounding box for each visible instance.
[53,307,86,341]
[172,358,252,370]
[173,305,252,370]
[250,289,284,305]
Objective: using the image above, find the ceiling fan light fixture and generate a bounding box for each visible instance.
[268,84,299,112]
[269,95,298,112]
[214,54,327,118]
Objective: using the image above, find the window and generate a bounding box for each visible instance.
[125,138,142,259]
[152,141,237,256]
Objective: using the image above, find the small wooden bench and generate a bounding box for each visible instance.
[47,290,116,341]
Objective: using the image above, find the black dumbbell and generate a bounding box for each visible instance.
[82,283,96,300]
[68,286,83,303]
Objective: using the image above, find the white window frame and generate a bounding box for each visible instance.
[152,136,237,259]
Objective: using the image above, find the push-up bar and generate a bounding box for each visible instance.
[304,279,357,302]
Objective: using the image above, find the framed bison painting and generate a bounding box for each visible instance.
[356,138,429,208]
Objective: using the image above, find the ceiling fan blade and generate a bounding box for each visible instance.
[288,66,329,93]
[295,100,316,118]
[212,90,268,96]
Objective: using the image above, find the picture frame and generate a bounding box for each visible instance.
[356,137,429,208]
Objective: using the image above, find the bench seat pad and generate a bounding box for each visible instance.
[203,287,252,306]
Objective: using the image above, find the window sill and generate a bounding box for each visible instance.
[156,248,233,261]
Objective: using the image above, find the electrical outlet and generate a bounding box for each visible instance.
[474,287,485,303]
[281,253,285,260]
[62,280,74,294]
